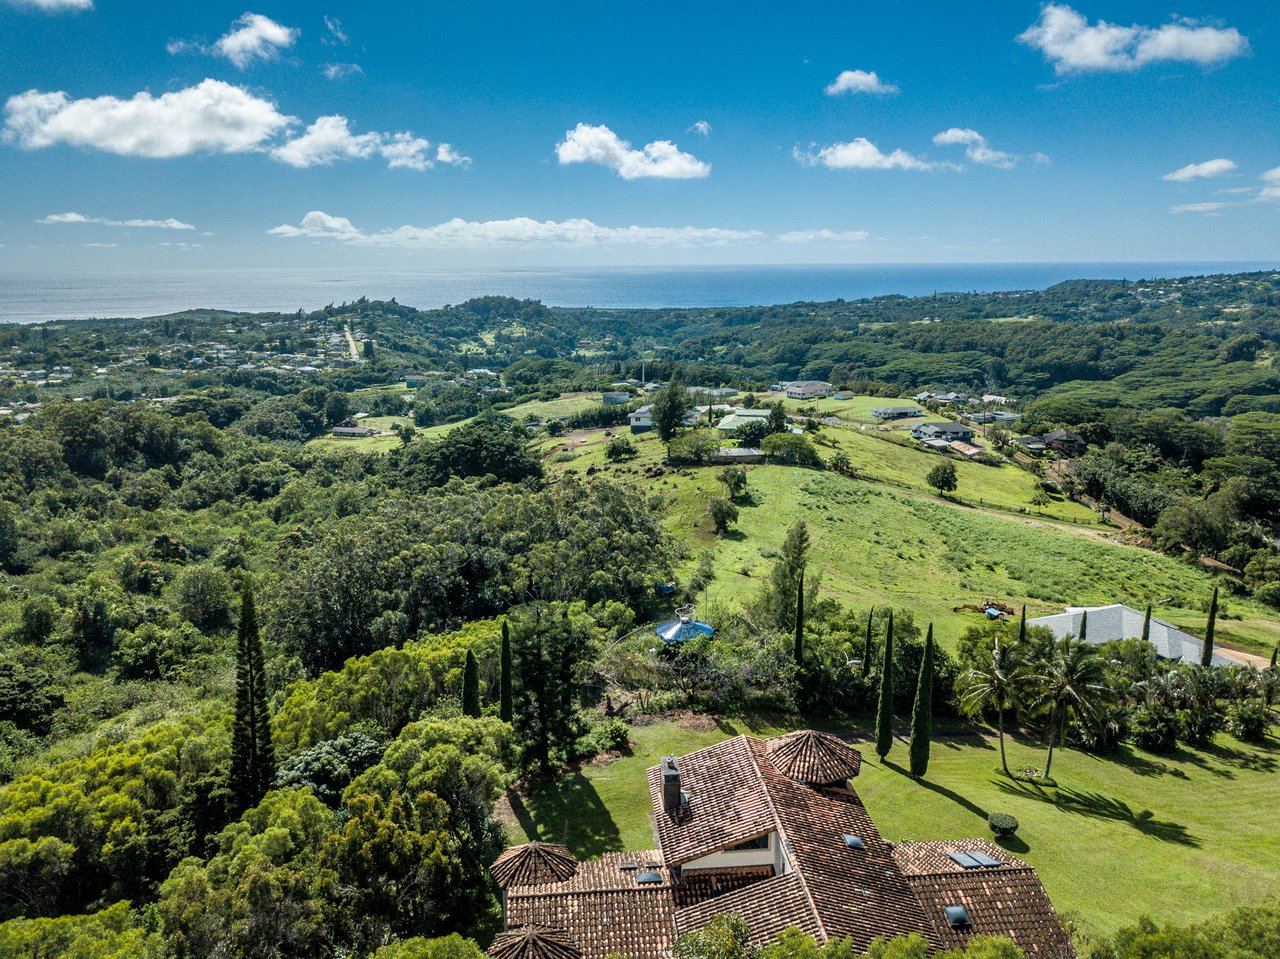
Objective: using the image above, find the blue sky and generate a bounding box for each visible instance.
[1,1,1277,270]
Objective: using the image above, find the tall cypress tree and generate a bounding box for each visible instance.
[231,585,274,812]
[499,621,513,723]
[861,608,874,677]
[794,568,805,668]
[1141,605,1152,644]
[1268,647,1278,707]
[908,625,934,778]
[875,611,894,760]
[1201,587,1219,667]
[462,648,481,717]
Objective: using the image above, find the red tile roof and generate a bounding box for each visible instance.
[766,730,862,784]
[894,840,1075,958]
[489,927,583,959]
[493,842,579,889]
[503,735,1072,959]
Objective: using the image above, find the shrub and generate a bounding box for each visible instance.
[1226,700,1270,743]
[987,812,1019,838]
[605,436,638,461]
[588,716,631,754]
[1131,704,1180,753]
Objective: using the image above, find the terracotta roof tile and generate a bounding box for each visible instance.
[766,730,862,784]
[507,856,676,959]
[493,842,579,889]
[648,736,778,866]
[489,926,583,959]
[674,872,822,944]
[894,840,1075,958]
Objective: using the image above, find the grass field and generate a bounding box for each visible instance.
[499,716,1280,939]
[552,428,1280,653]
[307,415,412,453]
[774,393,931,426]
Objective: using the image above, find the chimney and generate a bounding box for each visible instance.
[661,756,682,813]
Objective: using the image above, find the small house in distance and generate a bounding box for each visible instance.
[715,408,771,435]
[783,380,833,400]
[710,447,764,464]
[494,731,1073,959]
[1028,604,1231,666]
[872,405,925,421]
[911,422,976,443]
[331,424,375,439]
[1042,429,1086,458]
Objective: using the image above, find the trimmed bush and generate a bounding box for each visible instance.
[988,812,1019,838]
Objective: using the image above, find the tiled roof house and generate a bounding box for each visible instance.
[495,732,1073,958]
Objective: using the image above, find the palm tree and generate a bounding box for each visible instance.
[958,635,1031,777]
[1034,634,1106,778]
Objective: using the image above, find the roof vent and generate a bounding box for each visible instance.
[842,834,865,850]
[944,905,972,931]
[636,871,663,885]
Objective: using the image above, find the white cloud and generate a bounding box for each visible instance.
[1018,4,1248,74]
[435,143,471,166]
[323,15,348,45]
[3,80,292,157]
[38,211,195,229]
[268,211,761,247]
[270,115,434,170]
[212,13,299,69]
[5,80,453,173]
[83,242,118,248]
[794,138,937,171]
[555,123,709,180]
[932,128,1015,168]
[1163,158,1236,181]
[778,229,870,244]
[7,0,92,11]
[322,62,363,80]
[824,70,899,96]
[1170,202,1228,215]
[690,120,711,137]
[1258,168,1280,202]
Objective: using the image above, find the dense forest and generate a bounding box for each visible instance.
[1,270,1279,958]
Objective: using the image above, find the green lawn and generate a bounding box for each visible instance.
[553,430,1280,653]
[307,415,412,453]
[500,717,1280,939]
[775,393,930,426]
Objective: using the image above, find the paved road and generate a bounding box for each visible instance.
[344,325,359,359]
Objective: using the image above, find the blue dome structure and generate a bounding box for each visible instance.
[655,606,714,643]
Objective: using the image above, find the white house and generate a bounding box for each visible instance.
[784,380,833,400]
[1028,604,1231,665]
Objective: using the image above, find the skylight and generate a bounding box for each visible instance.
[636,871,663,885]
[944,905,972,930]
[948,850,1002,869]
[842,834,865,850]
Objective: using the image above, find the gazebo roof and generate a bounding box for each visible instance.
[491,842,579,889]
[766,729,862,784]
[488,926,583,959]
[655,605,714,644]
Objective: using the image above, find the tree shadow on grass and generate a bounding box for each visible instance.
[994,833,1031,855]
[994,779,1200,847]
[1091,743,1189,780]
[1199,739,1278,775]
[883,759,989,821]
[505,770,625,859]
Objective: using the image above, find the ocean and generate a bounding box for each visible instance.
[0,261,1276,324]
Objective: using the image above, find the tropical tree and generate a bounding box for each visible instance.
[1034,633,1105,778]
[958,613,1031,777]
